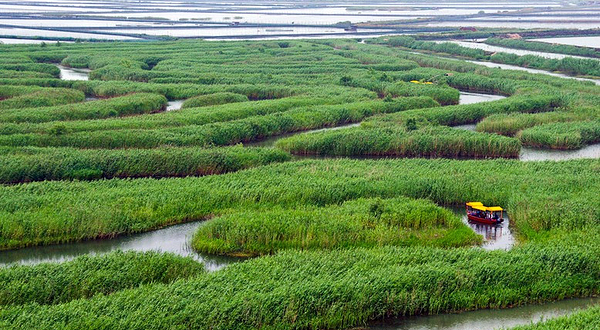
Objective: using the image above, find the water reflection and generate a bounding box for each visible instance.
[449,206,514,250]
[369,297,600,330]
[520,144,600,161]
[166,100,185,111]
[459,92,505,105]
[0,221,239,271]
[452,124,600,161]
[56,64,90,81]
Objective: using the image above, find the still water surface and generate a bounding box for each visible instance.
[369,297,600,330]
[0,221,237,271]
[57,65,90,80]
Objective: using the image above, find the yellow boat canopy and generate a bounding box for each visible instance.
[487,206,503,212]
[472,205,487,211]
[466,202,484,207]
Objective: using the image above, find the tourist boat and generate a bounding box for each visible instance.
[465,202,504,225]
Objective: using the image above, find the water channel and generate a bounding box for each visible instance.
[57,64,90,81]
[0,221,236,271]
[369,297,600,330]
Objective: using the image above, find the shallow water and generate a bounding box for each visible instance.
[444,40,591,60]
[520,144,600,161]
[369,297,600,330]
[57,64,90,81]
[531,36,600,48]
[452,123,600,161]
[458,92,505,105]
[166,99,184,111]
[0,221,238,271]
[449,206,514,251]
[465,60,600,85]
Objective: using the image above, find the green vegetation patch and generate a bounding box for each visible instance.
[0,145,290,183]
[0,251,203,307]
[276,125,521,159]
[0,93,167,123]
[192,197,481,256]
[181,92,249,108]
[0,243,598,329]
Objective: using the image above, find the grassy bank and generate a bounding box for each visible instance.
[0,145,290,183]
[192,197,482,256]
[0,97,437,148]
[0,251,203,307]
[518,120,600,149]
[0,158,598,249]
[0,243,598,329]
[276,125,521,159]
[0,93,167,123]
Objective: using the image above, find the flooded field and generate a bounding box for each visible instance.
[531,36,600,48]
[1,0,597,41]
[442,40,592,60]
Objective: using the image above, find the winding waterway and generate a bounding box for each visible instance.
[0,221,236,271]
[369,297,600,330]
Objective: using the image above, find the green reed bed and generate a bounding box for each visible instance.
[0,158,598,250]
[192,197,482,256]
[276,125,521,159]
[0,93,167,123]
[345,77,460,105]
[1,242,598,330]
[0,63,60,78]
[507,305,600,330]
[369,94,563,127]
[0,97,437,149]
[517,120,600,149]
[0,96,346,135]
[180,92,249,108]
[0,251,203,307]
[0,145,290,183]
[0,88,84,110]
[476,111,588,136]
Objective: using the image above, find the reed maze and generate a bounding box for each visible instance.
[0,37,598,330]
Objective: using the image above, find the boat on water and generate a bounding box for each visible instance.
[466,202,504,225]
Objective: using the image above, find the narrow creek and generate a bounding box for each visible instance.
[465,60,600,86]
[453,124,600,161]
[0,222,237,271]
[442,40,594,60]
[247,92,503,148]
[56,64,90,81]
[369,297,600,330]
[166,100,185,111]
